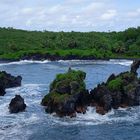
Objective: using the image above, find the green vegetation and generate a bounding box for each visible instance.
[0,27,140,60]
[120,72,136,81]
[107,77,123,91]
[50,69,86,94]
[107,71,138,92]
[42,69,86,105]
[41,93,70,104]
[0,72,5,78]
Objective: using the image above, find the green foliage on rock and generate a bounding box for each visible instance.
[120,72,136,81]
[41,69,87,106]
[41,93,70,105]
[107,71,138,92]
[107,77,123,91]
[0,72,5,78]
[50,69,86,94]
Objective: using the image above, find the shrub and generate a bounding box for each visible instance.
[41,93,70,105]
[42,69,87,105]
[50,69,86,94]
[107,77,123,91]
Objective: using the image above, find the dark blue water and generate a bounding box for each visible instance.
[0,59,140,140]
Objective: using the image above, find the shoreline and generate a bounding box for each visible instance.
[0,58,137,63]
[0,54,139,63]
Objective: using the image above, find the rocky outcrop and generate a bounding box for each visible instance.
[0,86,6,96]
[90,71,140,115]
[41,60,140,117]
[0,71,22,89]
[21,53,109,61]
[41,69,90,117]
[0,71,22,96]
[9,95,26,113]
[131,60,140,75]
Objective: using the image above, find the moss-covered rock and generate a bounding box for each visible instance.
[41,69,89,117]
[90,69,140,115]
[49,69,86,94]
[107,77,123,91]
[41,60,140,117]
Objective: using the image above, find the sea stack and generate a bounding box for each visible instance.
[9,95,26,113]
[0,71,22,96]
[41,69,90,117]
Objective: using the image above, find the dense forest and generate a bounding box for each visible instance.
[0,27,139,60]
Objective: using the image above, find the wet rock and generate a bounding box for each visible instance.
[106,74,116,83]
[90,84,112,114]
[0,71,22,89]
[0,71,22,96]
[9,95,26,113]
[41,69,90,117]
[96,106,107,115]
[42,60,140,117]
[0,86,6,96]
[90,70,140,115]
[131,60,140,75]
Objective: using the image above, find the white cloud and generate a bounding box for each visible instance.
[84,2,104,13]
[101,10,117,20]
[26,19,32,26]
[0,0,139,31]
[127,8,140,18]
[22,8,34,14]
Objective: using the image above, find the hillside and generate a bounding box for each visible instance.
[0,27,140,60]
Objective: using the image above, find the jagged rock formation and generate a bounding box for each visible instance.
[0,71,22,89]
[41,60,140,117]
[0,86,6,96]
[90,71,140,115]
[131,60,140,75]
[0,71,22,96]
[41,69,90,117]
[9,95,26,113]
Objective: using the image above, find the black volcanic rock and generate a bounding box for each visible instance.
[9,95,26,113]
[131,60,140,75]
[41,60,140,117]
[106,74,116,83]
[0,71,22,96]
[0,85,6,96]
[90,71,140,115]
[41,69,90,117]
[0,71,22,89]
[90,84,112,115]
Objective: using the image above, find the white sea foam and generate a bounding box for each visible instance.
[0,83,45,140]
[0,59,133,66]
[0,113,39,140]
[2,82,139,128]
[48,106,140,126]
[6,83,138,127]
[0,60,50,66]
[58,59,133,66]
[109,59,133,66]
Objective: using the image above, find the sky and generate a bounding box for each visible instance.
[0,0,140,32]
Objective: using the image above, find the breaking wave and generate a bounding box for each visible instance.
[0,60,51,66]
[0,59,133,67]
[47,107,140,126]
[58,59,133,66]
